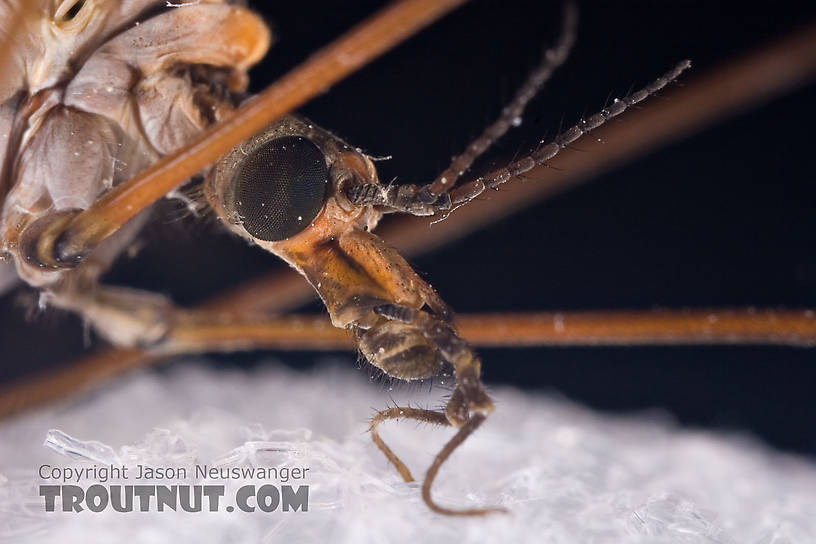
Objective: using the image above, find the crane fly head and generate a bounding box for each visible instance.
[206,115,383,256]
[205,115,444,335]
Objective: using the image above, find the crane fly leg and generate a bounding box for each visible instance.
[42,287,353,353]
[370,406,449,483]
[370,407,505,516]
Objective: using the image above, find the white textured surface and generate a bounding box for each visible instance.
[0,362,814,543]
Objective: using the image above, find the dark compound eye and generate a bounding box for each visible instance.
[233,136,329,241]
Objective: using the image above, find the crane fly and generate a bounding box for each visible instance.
[0,0,814,516]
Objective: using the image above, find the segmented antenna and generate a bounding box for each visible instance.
[448,59,692,206]
[426,2,578,197]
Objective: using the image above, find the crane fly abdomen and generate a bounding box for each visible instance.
[357,320,444,381]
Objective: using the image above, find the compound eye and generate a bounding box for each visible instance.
[233,136,329,241]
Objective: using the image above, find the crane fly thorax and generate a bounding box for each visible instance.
[206,115,448,330]
[0,1,269,288]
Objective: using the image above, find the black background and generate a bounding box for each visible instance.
[1,2,814,454]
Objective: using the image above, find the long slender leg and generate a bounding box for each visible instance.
[369,406,505,516]
[3,306,813,420]
[422,414,506,516]
[42,280,355,352]
[369,406,449,482]
[48,306,816,355]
